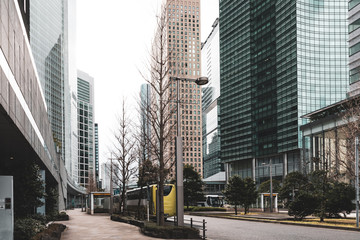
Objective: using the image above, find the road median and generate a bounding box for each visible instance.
[186,211,360,232]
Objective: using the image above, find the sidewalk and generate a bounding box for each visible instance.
[56,209,163,240]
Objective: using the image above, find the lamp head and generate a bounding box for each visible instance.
[195,77,209,86]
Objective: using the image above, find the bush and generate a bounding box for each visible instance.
[45,211,69,222]
[141,222,200,239]
[288,192,317,220]
[14,218,45,240]
[186,206,227,212]
[32,223,66,240]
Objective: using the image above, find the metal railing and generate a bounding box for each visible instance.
[172,216,207,240]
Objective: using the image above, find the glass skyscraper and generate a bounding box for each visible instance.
[30,0,65,158]
[219,0,348,184]
[202,18,222,178]
[77,70,95,187]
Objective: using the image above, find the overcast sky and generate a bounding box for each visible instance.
[76,0,219,165]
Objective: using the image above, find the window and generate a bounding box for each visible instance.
[349,0,360,9]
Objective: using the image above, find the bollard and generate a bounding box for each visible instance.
[202,219,206,240]
[191,218,193,228]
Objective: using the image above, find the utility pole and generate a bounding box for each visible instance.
[270,159,273,213]
[356,137,359,228]
[110,153,113,215]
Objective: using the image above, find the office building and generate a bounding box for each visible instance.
[64,0,79,183]
[166,0,203,177]
[94,123,100,188]
[219,0,349,183]
[77,70,95,187]
[201,18,222,178]
[30,0,65,158]
[349,1,360,96]
[140,84,151,164]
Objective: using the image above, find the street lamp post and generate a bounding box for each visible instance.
[355,137,359,228]
[269,159,273,213]
[173,76,208,226]
[262,159,273,213]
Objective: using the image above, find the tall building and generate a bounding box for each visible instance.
[140,84,151,163]
[29,0,66,158]
[64,0,79,183]
[201,18,222,178]
[77,70,95,187]
[94,123,100,188]
[219,1,349,184]
[166,0,203,176]
[349,1,360,96]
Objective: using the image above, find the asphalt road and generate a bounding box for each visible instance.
[185,215,360,240]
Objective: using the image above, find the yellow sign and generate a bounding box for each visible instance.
[93,193,110,196]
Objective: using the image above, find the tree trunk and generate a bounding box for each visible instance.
[235,205,238,215]
[137,187,143,219]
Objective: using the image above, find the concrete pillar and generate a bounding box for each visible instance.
[335,128,339,175]
[91,193,94,215]
[252,158,256,182]
[283,153,288,177]
[260,194,264,212]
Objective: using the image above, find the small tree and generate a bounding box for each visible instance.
[136,159,158,219]
[223,176,243,215]
[258,179,281,194]
[183,165,204,209]
[87,172,98,194]
[112,99,138,214]
[326,181,355,217]
[288,192,317,220]
[279,171,308,206]
[241,178,258,214]
[12,159,45,218]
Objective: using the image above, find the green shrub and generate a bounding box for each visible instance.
[190,206,227,212]
[32,223,66,240]
[141,222,200,239]
[14,218,45,240]
[47,211,69,221]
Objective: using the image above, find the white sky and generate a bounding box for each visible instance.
[76,0,219,165]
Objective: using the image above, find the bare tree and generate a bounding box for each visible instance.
[315,96,360,182]
[140,1,178,226]
[338,96,360,180]
[112,99,138,214]
[87,172,98,194]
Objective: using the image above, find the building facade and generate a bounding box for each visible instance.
[94,123,100,188]
[219,0,349,184]
[201,18,222,178]
[77,70,95,187]
[166,0,203,177]
[349,0,360,96]
[140,84,151,164]
[30,0,65,158]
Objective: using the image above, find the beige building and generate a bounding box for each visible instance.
[166,0,203,177]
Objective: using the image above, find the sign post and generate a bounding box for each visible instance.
[0,176,13,240]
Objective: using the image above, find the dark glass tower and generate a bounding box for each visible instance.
[220,0,348,183]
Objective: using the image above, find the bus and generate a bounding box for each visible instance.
[197,195,224,207]
[126,184,176,217]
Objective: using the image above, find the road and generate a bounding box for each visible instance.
[185,215,360,240]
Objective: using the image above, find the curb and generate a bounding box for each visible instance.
[187,212,360,232]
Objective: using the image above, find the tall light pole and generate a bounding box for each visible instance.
[110,153,113,215]
[356,137,359,228]
[269,159,273,213]
[262,159,273,213]
[173,76,208,226]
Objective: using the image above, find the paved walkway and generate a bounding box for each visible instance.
[56,209,163,240]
